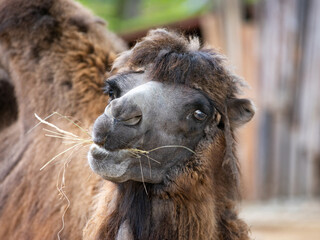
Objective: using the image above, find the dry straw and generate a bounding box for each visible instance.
[29,112,93,240]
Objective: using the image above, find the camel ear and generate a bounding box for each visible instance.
[227,98,255,128]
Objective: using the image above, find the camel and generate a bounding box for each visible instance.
[0,0,125,239]
[84,29,255,239]
[0,0,254,239]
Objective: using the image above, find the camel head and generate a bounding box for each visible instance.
[88,29,255,185]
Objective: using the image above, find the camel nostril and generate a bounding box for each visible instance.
[108,98,143,126]
[120,115,142,126]
[92,138,105,147]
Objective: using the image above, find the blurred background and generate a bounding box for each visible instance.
[78,0,320,239]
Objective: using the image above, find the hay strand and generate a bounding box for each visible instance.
[52,112,91,138]
[31,112,93,240]
[148,145,196,154]
[34,113,79,138]
[40,142,84,171]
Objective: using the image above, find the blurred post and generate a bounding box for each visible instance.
[258,0,320,200]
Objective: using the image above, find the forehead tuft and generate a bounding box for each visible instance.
[112,29,245,111]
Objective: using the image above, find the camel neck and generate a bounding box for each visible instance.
[104,181,216,240]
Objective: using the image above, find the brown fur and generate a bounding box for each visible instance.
[0,0,125,239]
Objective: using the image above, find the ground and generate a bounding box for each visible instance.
[241,200,320,240]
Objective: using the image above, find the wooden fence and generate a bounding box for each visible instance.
[257,0,320,200]
[200,0,320,200]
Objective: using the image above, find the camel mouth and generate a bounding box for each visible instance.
[88,143,152,183]
[88,144,135,182]
[89,144,110,160]
[88,143,133,162]
[88,143,165,183]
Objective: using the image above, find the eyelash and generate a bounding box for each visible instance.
[103,85,117,100]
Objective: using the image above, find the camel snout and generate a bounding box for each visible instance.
[92,114,111,147]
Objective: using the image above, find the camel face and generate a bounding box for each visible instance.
[88,71,217,183]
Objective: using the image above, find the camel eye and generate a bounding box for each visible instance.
[108,89,114,98]
[193,110,207,121]
[104,85,118,100]
[104,80,120,100]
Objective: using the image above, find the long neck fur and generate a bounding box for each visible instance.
[99,180,216,240]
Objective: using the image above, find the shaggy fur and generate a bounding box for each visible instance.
[0,0,125,239]
[84,30,252,239]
